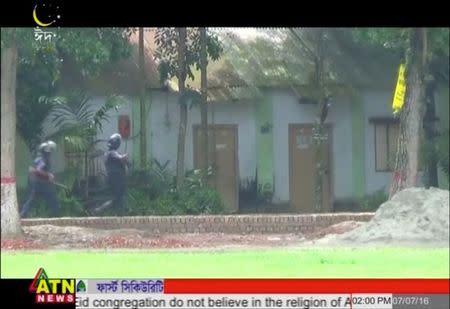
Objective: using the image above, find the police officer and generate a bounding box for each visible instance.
[94,133,128,216]
[20,141,61,218]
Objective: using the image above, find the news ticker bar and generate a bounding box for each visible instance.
[84,279,450,294]
[75,293,450,309]
[1,278,449,309]
[160,279,450,294]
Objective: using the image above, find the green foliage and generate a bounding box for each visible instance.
[419,130,449,184]
[55,168,80,193]
[351,28,449,62]
[57,189,85,217]
[126,186,225,216]
[3,27,133,83]
[17,92,56,152]
[2,28,133,151]
[436,130,449,179]
[179,88,202,109]
[184,167,214,190]
[126,161,223,216]
[17,160,225,217]
[55,28,132,77]
[44,91,124,201]
[127,159,173,200]
[357,189,388,212]
[46,91,124,152]
[352,28,409,52]
[17,185,84,218]
[420,138,438,172]
[154,28,223,85]
[13,31,62,150]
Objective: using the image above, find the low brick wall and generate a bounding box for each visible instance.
[21,213,374,234]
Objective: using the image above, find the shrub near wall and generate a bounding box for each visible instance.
[126,187,225,216]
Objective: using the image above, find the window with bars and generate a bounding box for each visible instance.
[371,118,400,172]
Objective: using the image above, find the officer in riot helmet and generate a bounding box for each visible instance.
[94,133,128,215]
[20,141,61,218]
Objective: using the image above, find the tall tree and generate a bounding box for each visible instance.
[288,28,331,212]
[352,28,448,198]
[176,27,188,188]
[138,27,147,168]
[311,29,330,212]
[1,28,132,237]
[389,28,427,197]
[154,28,222,189]
[1,43,21,237]
[199,28,209,176]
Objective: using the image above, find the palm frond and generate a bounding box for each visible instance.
[93,95,125,133]
[50,102,79,129]
[63,135,90,152]
[76,94,94,123]
[48,91,126,153]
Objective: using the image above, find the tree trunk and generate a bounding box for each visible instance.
[200,28,209,175]
[313,29,326,213]
[423,81,439,187]
[176,28,187,189]
[389,28,427,198]
[1,46,22,237]
[211,103,217,189]
[139,27,147,168]
[84,150,89,198]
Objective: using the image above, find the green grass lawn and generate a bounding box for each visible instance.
[1,248,449,279]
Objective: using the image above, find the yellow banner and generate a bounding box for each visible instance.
[392,64,407,114]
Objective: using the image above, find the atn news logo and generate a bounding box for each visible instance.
[29,268,75,304]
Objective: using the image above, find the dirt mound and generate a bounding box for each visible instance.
[337,188,449,245]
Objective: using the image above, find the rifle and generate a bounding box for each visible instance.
[53,181,69,191]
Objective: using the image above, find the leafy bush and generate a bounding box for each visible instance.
[357,189,388,212]
[18,159,226,217]
[184,167,214,190]
[125,188,153,216]
[420,129,449,186]
[58,189,85,217]
[178,187,225,215]
[436,130,449,179]
[127,159,173,200]
[17,185,84,218]
[126,186,225,216]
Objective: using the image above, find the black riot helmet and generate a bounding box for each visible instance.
[107,133,122,150]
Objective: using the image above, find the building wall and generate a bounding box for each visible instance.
[271,89,354,203]
[149,91,257,182]
[37,86,446,205]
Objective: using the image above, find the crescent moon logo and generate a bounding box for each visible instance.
[33,5,55,27]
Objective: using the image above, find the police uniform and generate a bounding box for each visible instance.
[103,134,127,216]
[20,142,60,218]
[104,149,127,215]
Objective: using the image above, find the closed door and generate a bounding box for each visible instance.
[194,125,239,212]
[289,124,332,213]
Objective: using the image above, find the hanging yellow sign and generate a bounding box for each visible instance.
[392,63,407,114]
